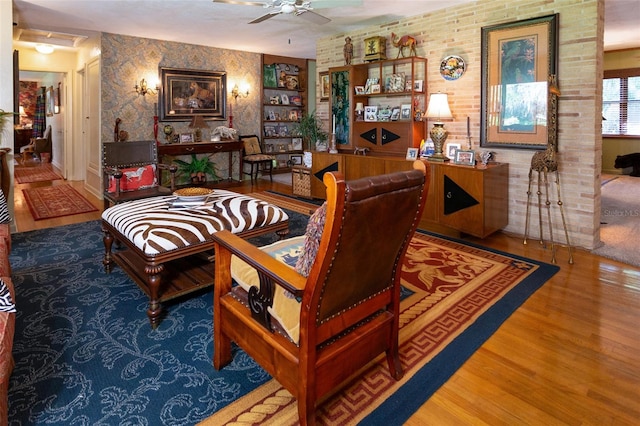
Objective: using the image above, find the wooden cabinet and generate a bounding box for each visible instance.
[261,55,308,172]
[433,162,509,238]
[310,152,509,238]
[329,57,428,155]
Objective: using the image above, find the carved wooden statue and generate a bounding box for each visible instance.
[524,75,573,264]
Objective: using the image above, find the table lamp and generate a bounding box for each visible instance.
[425,92,453,162]
[355,102,365,121]
[188,114,209,142]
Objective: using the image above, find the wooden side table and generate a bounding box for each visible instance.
[158,141,243,181]
[292,166,312,199]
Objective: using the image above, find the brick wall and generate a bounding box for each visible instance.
[316,0,603,250]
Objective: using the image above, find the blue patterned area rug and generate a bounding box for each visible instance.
[8,212,308,425]
[8,212,559,425]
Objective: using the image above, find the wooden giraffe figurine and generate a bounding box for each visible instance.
[523,75,573,264]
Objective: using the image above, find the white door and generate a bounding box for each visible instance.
[83,57,102,195]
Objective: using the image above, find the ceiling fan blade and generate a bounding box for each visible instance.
[212,0,268,6]
[249,11,280,24]
[308,0,362,8]
[298,10,331,25]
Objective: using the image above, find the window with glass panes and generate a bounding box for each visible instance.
[603,68,640,136]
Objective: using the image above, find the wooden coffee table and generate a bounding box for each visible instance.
[101,190,289,328]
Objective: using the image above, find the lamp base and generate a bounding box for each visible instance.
[427,122,450,162]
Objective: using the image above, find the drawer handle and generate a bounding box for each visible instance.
[185,147,194,152]
[446,192,452,199]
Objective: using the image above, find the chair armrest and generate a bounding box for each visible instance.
[213,230,306,297]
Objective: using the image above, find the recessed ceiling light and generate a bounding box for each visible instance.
[35,44,54,54]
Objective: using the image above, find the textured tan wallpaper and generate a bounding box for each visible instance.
[100,33,262,181]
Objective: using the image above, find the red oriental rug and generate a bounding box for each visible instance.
[15,164,63,184]
[23,184,98,220]
[200,193,559,426]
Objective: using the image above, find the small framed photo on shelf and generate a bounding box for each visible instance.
[288,109,301,121]
[404,79,413,92]
[265,144,275,153]
[364,106,378,122]
[281,94,290,105]
[291,137,303,150]
[267,110,276,121]
[290,154,303,165]
[264,125,276,137]
[406,147,419,161]
[269,95,280,105]
[355,86,365,95]
[180,133,194,143]
[400,104,411,120]
[454,150,476,166]
[413,80,424,92]
[370,83,381,94]
[446,143,461,160]
[290,95,302,106]
[390,107,401,121]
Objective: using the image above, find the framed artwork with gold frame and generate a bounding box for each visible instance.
[480,14,558,149]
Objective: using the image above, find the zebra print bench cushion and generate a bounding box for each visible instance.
[101,190,288,255]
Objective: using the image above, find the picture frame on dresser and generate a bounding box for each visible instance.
[159,67,226,121]
[291,137,303,151]
[179,133,195,144]
[406,148,419,160]
[454,149,476,166]
[480,13,558,149]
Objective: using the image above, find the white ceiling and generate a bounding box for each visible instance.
[12,0,640,59]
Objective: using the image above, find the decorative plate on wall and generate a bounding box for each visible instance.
[440,55,466,81]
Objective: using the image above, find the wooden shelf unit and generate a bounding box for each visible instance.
[261,54,308,173]
[329,56,428,156]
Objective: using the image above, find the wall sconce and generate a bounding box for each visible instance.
[425,92,453,162]
[134,78,159,96]
[231,83,250,100]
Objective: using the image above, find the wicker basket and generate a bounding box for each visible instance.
[292,166,312,199]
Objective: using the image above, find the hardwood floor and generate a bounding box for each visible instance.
[13,165,640,424]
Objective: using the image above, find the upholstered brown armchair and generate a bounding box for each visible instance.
[212,160,430,425]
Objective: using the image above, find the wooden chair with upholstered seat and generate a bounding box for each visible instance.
[102,140,177,210]
[240,134,274,182]
[20,125,52,163]
[212,160,430,425]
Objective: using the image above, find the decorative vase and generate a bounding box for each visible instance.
[303,151,313,168]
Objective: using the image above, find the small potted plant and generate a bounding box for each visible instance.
[0,110,18,144]
[295,110,328,167]
[173,154,219,185]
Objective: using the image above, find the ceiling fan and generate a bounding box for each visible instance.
[212,0,362,25]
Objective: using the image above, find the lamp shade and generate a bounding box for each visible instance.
[426,93,452,121]
[188,114,208,129]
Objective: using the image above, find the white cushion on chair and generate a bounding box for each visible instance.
[231,235,305,343]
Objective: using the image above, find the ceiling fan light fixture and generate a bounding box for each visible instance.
[35,44,54,54]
